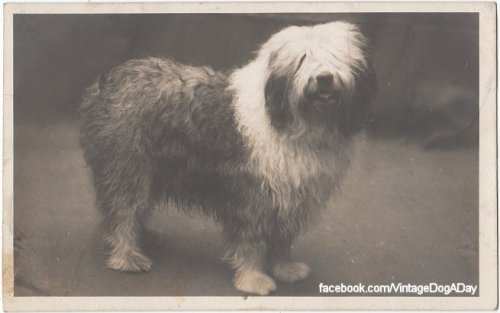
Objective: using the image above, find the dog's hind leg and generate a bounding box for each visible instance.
[103,205,153,272]
[224,238,276,296]
[97,161,154,273]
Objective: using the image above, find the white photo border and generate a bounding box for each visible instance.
[2,2,497,311]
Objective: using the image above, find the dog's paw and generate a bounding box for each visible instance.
[272,262,310,283]
[106,251,152,272]
[234,271,277,296]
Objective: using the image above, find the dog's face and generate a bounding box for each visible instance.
[262,22,377,135]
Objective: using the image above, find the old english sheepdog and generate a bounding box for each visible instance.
[79,21,377,295]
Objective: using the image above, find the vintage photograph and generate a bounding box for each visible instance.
[3,2,497,311]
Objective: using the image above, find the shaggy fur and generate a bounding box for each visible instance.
[79,21,376,295]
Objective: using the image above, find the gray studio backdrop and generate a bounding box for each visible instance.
[14,14,478,296]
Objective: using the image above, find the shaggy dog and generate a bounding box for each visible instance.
[79,21,376,295]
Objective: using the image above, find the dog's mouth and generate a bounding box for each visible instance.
[300,89,343,121]
[304,72,343,104]
[307,89,341,104]
[314,91,337,102]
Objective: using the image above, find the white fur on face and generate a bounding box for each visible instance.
[230,21,367,210]
[268,22,368,105]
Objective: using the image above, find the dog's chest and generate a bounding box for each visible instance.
[247,137,347,210]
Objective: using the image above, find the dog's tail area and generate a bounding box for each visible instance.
[97,74,108,92]
[79,74,108,114]
[78,73,111,169]
[82,74,107,100]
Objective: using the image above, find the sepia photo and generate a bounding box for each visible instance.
[2,2,497,311]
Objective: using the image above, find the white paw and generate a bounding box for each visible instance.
[234,271,277,295]
[272,262,310,283]
[107,250,152,272]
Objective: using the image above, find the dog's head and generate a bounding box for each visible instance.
[261,22,377,136]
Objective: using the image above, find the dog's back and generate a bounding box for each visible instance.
[79,58,248,212]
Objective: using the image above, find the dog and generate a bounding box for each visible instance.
[79,21,376,295]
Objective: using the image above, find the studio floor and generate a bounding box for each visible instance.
[13,120,478,296]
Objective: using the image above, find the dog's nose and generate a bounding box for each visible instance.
[316,72,334,88]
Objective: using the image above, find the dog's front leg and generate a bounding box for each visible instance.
[268,234,310,283]
[225,239,276,295]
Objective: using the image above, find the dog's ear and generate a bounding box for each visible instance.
[349,61,378,133]
[264,74,290,130]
